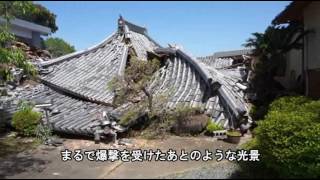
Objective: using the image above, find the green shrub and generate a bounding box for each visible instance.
[150,105,202,127]
[139,105,204,138]
[206,121,224,132]
[249,104,269,120]
[12,105,42,137]
[119,109,139,126]
[268,95,311,112]
[241,137,258,150]
[119,105,147,127]
[35,124,52,142]
[246,96,320,178]
[169,105,202,121]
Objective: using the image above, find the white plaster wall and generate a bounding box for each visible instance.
[304,2,320,70]
[287,49,303,78]
[10,26,32,39]
[279,49,303,89]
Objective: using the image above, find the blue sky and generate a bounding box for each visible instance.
[39,1,290,57]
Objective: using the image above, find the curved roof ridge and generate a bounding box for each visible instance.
[40,32,117,67]
[154,46,215,88]
[197,49,253,60]
[205,66,248,118]
[175,49,214,87]
[124,19,147,35]
[39,34,128,105]
[120,16,162,48]
[143,32,162,48]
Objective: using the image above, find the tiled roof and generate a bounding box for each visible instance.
[197,49,252,63]
[147,46,250,129]
[23,85,112,135]
[150,52,208,109]
[11,16,251,138]
[41,35,128,105]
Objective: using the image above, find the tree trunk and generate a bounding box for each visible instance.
[142,87,152,113]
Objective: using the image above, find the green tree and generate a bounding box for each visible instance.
[0,1,34,23]
[44,37,75,58]
[108,56,160,113]
[0,1,58,33]
[0,1,37,84]
[244,22,309,120]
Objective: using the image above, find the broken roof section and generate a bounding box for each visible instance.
[13,16,251,137]
[197,49,252,65]
[196,49,252,127]
[119,16,161,61]
[41,35,128,105]
[272,1,311,24]
[39,16,160,105]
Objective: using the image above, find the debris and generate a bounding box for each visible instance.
[2,16,252,143]
[52,172,61,176]
[39,145,56,151]
[101,120,111,126]
[7,132,18,138]
[51,108,60,115]
[94,131,101,144]
[45,137,64,147]
[21,138,34,143]
[11,41,52,62]
[235,82,248,91]
[112,124,126,133]
[118,138,133,146]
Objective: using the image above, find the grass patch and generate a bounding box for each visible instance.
[226,130,241,137]
[206,121,224,132]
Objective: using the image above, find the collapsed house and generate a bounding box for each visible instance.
[1,17,252,141]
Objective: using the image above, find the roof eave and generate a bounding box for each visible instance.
[272,1,311,25]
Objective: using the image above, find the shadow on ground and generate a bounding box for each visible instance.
[0,132,50,179]
[0,154,50,179]
[229,161,279,179]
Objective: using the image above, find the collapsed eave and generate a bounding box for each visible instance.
[154,47,214,88]
[272,1,311,25]
[213,49,253,59]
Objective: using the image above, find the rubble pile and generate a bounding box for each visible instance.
[0,83,41,117]
[11,41,52,62]
[0,41,52,118]
[89,111,127,144]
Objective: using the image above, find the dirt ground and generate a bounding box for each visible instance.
[0,134,251,179]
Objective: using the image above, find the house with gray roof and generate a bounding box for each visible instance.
[2,16,251,141]
[273,1,320,98]
[0,17,51,48]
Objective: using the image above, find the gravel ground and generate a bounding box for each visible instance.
[2,135,251,179]
[158,161,240,179]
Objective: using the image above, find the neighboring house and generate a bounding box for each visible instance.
[0,17,51,48]
[273,1,320,98]
[197,49,252,64]
[197,49,252,82]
